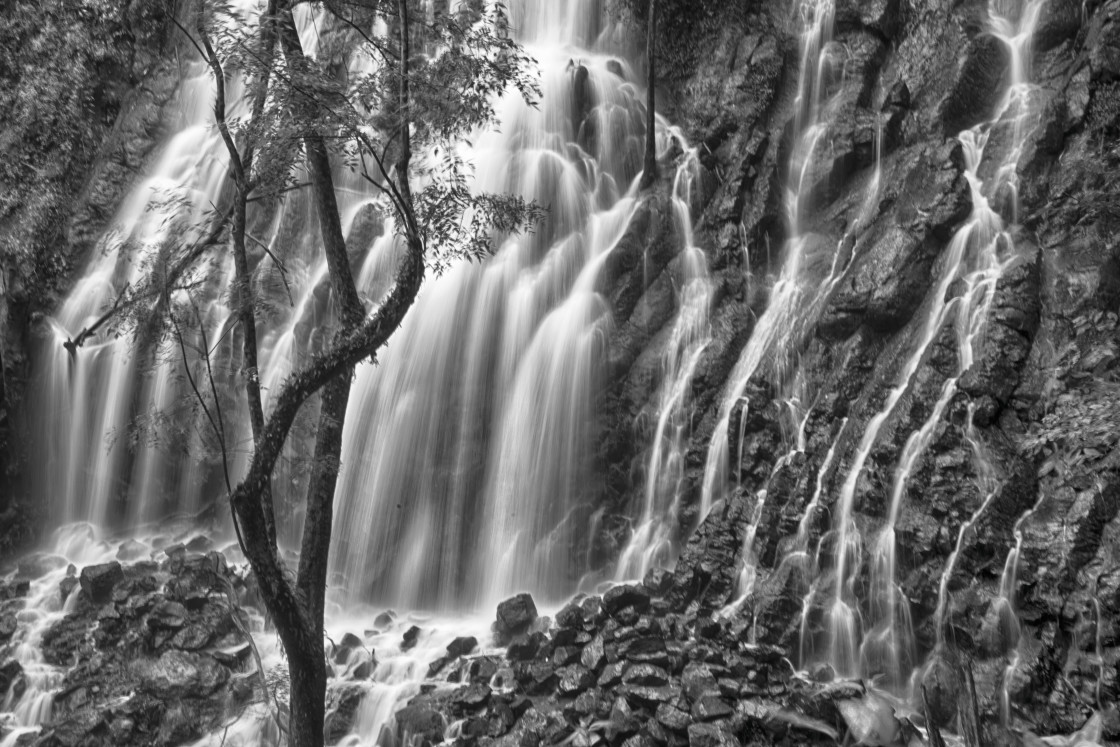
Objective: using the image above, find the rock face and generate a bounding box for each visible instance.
[589,0,1120,741]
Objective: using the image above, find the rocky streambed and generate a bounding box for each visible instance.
[0,535,1112,747]
[0,531,261,747]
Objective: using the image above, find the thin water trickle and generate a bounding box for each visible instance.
[698,0,840,522]
[819,0,1044,690]
[615,133,713,582]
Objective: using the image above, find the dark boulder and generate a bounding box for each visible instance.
[0,660,23,695]
[325,685,365,744]
[447,636,478,659]
[604,584,652,616]
[79,562,124,604]
[495,593,538,645]
[939,33,1011,135]
[395,704,446,746]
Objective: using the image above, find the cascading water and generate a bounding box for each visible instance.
[29,0,666,613]
[328,0,667,610]
[14,0,709,743]
[615,135,712,581]
[697,0,841,525]
[818,0,1044,689]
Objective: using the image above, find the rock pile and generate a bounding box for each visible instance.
[393,576,891,747]
[0,549,258,747]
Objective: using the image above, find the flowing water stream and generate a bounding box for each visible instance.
[818,0,1044,692]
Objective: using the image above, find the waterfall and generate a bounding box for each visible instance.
[614,133,712,582]
[698,0,844,523]
[818,0,1044,688]
[28,0,680,614]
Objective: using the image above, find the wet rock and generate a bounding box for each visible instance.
[495,593,538,644]
[489,701,517,736]
[0,580,30,601]
[598,661,627,688]
[686,722,741,747]
[556,600,585,629]
[0,660,23,695]
[620,637,670,667]
[17,553,68,579]
[454,682,492,709]
[581,635,606,670]
[0,614,17,642]
[604,585,652,616]
[528,662,558,693]
[920,652,961,728]
[469,655,500,683]
[620,682,682,707]
[402,625,422,651]
[116,539,148,561]
[325,685,365,743]
[508,631,547,661]
[395,704,446,746]
[134,651,229,698]
[448,635,478,659]
[836,694,904,747]
[656,703,692,733]
[623,663,671,687]
[373,610,395,629]
[170,624,212,651]
[681,663,719,701]
[643,568,674,596]
[553,645,582,667]
[691,695,733,722]
[147,600,188,631]
[59,576,79,603]
[79,561,124,604]
[939,33,1011,135]
[557,664,594,696]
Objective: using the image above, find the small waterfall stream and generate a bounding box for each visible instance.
[817,0,1044,691]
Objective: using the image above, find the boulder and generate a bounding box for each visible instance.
[147,600,188,631]
[395,704,446,746]
[79,562,124,604]
[495,593,538,644]
[402,625,421,651]
[687,722,741,747]
[603,584,651,616]
[0,660,23,695]
[325,685,365,743]
[643,568,674,596]
[134,651,229,698]
[447,636,478,659]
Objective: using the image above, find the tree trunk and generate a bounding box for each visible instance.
[284,627,328,747]
[639,0,658,190]
[224,4,426,744]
